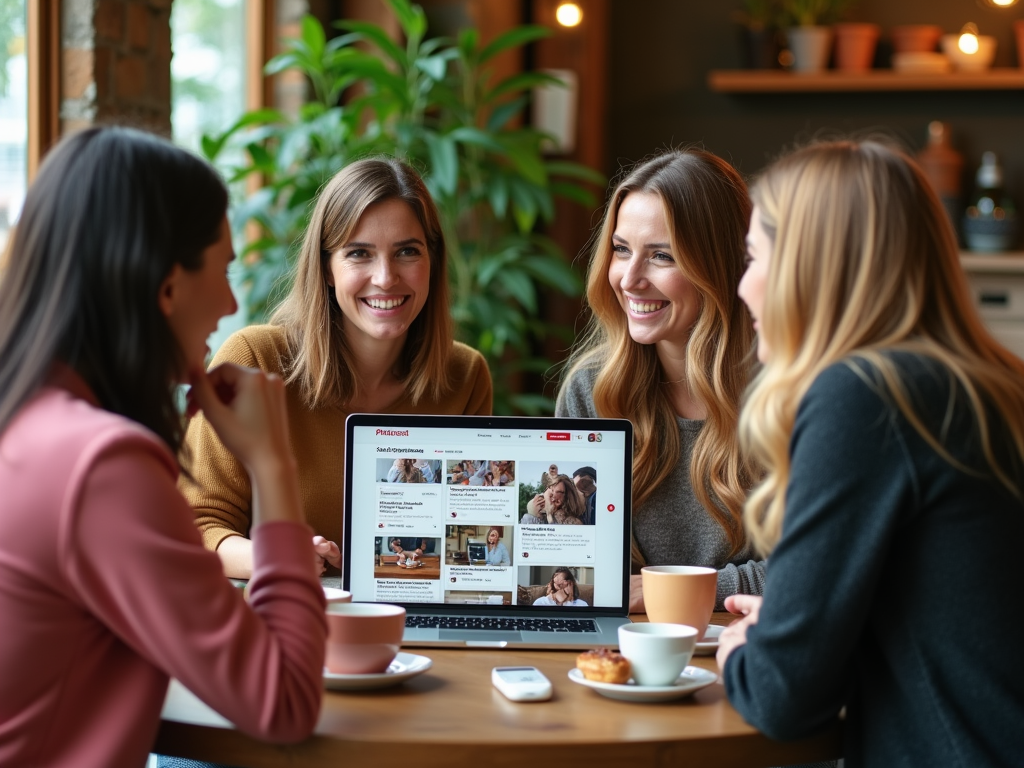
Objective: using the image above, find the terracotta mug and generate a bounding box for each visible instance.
[325,603,406,674]
[640,565,716,641]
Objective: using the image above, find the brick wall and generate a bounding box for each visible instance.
[60,0,173,136]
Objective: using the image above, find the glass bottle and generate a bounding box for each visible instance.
[916,121,963,238]
[963,151,1019,252]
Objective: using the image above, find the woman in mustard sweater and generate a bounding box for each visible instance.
[181,158,492,578]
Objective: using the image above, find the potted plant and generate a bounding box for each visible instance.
[201,0,604,413]
[731,0,783,69]
[782,0,852,72]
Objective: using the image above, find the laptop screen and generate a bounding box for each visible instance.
[343,414,633,615]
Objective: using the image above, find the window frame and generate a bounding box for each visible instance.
[27,0,59,180]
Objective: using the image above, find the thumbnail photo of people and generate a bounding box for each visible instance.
[516,565,594,607]
[445,459,516,486]
[375,458,441,483]
[518,461,597,525]
[444,525,512,566]
[373,536,442,579]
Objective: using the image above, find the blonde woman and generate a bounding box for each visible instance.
[182,158,492,578]
[720,141,1024,765]
[557,149,762,610]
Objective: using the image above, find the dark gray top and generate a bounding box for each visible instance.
[556,365,765,609]
[723,354,1024,767]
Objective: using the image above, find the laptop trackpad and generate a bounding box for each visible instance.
[439,630,523,644]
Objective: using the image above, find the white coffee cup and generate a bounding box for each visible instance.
[617,623,698,686]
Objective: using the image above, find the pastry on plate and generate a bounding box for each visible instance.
[576,648,631,684]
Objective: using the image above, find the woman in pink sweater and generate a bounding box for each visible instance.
[0,127,327,767]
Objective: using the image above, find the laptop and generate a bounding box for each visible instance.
[343,413,633,649]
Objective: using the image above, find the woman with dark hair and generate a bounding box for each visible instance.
[532,567,587,607]
[181,158,492,579]
[721,140,1024,765]
[0,127,326,767]
[557,149,763,611]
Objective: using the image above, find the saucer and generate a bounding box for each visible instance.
[567,666,718,702]
[693,624,724,656]
[323,652,432,691]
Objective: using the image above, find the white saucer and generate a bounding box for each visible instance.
[693,624,724,656]
[567,666,718,702]
[323,652,432,691]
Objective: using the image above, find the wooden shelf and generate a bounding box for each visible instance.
[708,68,1024,93]
[960,253,1024,274]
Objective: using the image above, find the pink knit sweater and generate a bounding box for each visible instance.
[0,369,327,767]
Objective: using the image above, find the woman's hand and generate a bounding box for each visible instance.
[716,594,762,670]
[187,363,293,477]
[313,536,341,574]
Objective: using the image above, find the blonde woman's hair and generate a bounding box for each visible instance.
[271,157,453,407]
[561,149,759,566]
[742,140,1024,555]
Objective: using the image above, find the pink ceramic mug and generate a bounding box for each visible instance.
[325,603,406,674]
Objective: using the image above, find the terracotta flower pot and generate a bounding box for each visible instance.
[834,23,880,72]
[890,24,942,54]
[788,26,833,73]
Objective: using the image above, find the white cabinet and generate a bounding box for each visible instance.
[961,254,1024,359]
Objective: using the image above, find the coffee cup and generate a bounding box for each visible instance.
[641,565,716,641]
[323,586,352,604]
[617,623,698,686]
[325,603,406,674]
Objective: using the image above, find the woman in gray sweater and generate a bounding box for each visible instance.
[556,149,764,611]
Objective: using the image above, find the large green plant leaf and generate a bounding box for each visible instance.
[478,25,551,64]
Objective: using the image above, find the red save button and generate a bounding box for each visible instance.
[546,432,571,441]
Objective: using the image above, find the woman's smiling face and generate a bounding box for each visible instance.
[607,191,701,353]
[326,198,430,348]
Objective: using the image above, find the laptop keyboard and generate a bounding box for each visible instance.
[406,615,598,632]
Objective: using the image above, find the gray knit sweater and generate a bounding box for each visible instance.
[556,365,765,609]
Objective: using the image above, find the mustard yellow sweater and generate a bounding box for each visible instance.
[180,325,492,557]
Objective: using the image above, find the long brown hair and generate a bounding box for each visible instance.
[560,149,758,566]
[272,157,453,407]
[742,140,1024,554]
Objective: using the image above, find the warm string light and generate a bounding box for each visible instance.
[986,0,1018,7]
[958,23,980,54]
[556,3,583,28]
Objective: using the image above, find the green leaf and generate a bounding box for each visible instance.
[520,254,583,292]
[488,175,509,218]
[546,160,606,185]
[333,19,407,66]
[416,54,448,82]
[424,133,458,197]
[479,25,551,64]
[549,180,597,208]
[200,133,228,162]
[300,15,326,59]
[485,71,564,103]
[264,52,301,76]
[486,96,528,132]
[502,137,547,187]
[499,269,537,313]
[457,28,479,61]
[448,126,506,154]
[386,0,426,38]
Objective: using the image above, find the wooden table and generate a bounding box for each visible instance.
[155,614,843,768]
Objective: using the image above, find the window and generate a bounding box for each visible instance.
[0,0,27,252]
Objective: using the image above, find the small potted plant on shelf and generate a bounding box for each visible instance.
[731,0,783,69]
[782,0,853,72]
